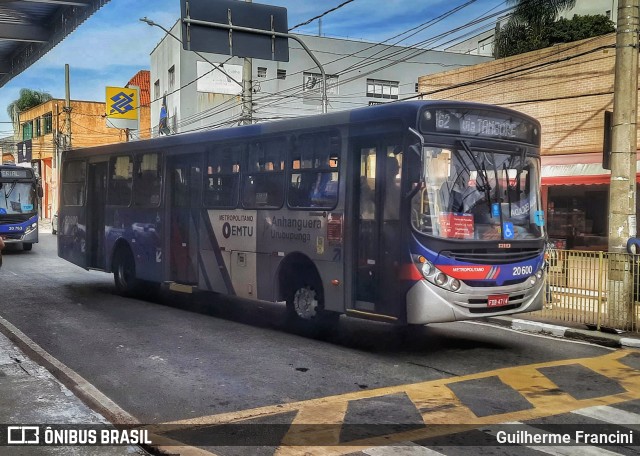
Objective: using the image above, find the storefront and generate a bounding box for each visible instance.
[542,152,640,251]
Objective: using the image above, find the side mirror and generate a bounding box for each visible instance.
[37,185,44,198]
[406,150,422,184]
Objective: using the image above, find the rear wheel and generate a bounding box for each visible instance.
[113,248,141,296]
[22,243,32,251]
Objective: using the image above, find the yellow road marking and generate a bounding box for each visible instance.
[149,349,640,454]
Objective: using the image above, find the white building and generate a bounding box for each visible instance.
[445,0,619,56]
[149,21,492,135]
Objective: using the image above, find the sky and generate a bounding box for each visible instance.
[0,0,508,136]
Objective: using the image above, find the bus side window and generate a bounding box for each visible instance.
[287,131,340,209]
[205,145,241,208]
[62,160,86,206]
[242,139,285,209]
[134,153,161,206]
[107,155,133,206]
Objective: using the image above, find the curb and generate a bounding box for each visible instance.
[486,316,640,349]
[0,315,208,456]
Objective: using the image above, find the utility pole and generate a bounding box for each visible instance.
[241,0,252,126]
[64,64,72,151]
[607,0,639,325]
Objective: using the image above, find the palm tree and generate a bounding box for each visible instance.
[6,88,53,134]
[494,0,577,58]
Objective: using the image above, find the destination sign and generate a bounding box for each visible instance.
[0,169,30,179]
[420,108,540,145]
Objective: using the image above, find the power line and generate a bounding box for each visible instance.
[289,0,356,31]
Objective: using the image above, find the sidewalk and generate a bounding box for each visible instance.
[485,314,640,348]
[0,325,149,455]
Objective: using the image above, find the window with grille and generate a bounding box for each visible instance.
[168,66,175,90]
[22,121,33,140]
[43,113,53,134]
[366,79,399,99]
[257,67,267,78]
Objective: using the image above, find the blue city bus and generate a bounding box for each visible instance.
[58,101,545,324]
[0,164,43,251]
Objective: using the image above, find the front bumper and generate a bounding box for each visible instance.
[406,275,544,324]
[1,224,39,245]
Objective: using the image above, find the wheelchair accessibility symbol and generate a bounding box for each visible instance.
[503,221,514,239]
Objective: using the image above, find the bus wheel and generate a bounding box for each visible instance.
[287,284,339,324]
[23,243,32,251]
[113,248,140,296]
[289,285,319,320]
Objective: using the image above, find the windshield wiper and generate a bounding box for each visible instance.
[458,141,492,215]
[504,163,511,217]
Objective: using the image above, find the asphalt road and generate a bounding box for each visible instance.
[2,233,639,455]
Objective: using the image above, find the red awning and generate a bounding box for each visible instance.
[541,153,640,186]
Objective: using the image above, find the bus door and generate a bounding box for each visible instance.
[353,136,404,318]
[167,154,201,284]
[87,162,107,269]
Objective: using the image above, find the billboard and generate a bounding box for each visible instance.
[196,61,243,95]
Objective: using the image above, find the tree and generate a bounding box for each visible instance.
[545,14,615,44]
[6,88,53,133]
[494,0,577,58]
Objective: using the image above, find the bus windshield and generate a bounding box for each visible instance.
[0,181,37,215]
[411,145,544,240]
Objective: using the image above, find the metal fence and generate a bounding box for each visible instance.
[538,249,640,333]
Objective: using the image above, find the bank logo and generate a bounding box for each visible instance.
[105,86,139,120]
[109,91,134,115]
[7,426,39,444]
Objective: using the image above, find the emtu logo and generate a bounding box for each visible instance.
[109,91,135,115]
[7,426,39,444]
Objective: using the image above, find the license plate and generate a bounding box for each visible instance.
[488,294,509,307]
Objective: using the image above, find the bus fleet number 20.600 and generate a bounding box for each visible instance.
[512,265,533,276]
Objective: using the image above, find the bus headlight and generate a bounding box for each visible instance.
[529,276,537,286]
[450,279,461,291]
[421,261,433,278]
[536,269,543,280]
[435,272,448,286]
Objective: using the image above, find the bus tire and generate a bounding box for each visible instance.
[23,243,32,251]
[286,282,339,324]
[113,247,141,296]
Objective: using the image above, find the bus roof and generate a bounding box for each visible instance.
[64,100,539,158]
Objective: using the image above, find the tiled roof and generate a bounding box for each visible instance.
[127,70,150,107]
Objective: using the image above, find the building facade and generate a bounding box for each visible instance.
[149,22,492,136]
[418,32,634,251]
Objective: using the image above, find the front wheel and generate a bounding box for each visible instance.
[23,243,32,251]
[287,284,340,324]
[113,248,141,296]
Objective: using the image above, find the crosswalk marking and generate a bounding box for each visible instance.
[572,405,640,429]
[363,442,445,455]
[144,350,640,454]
